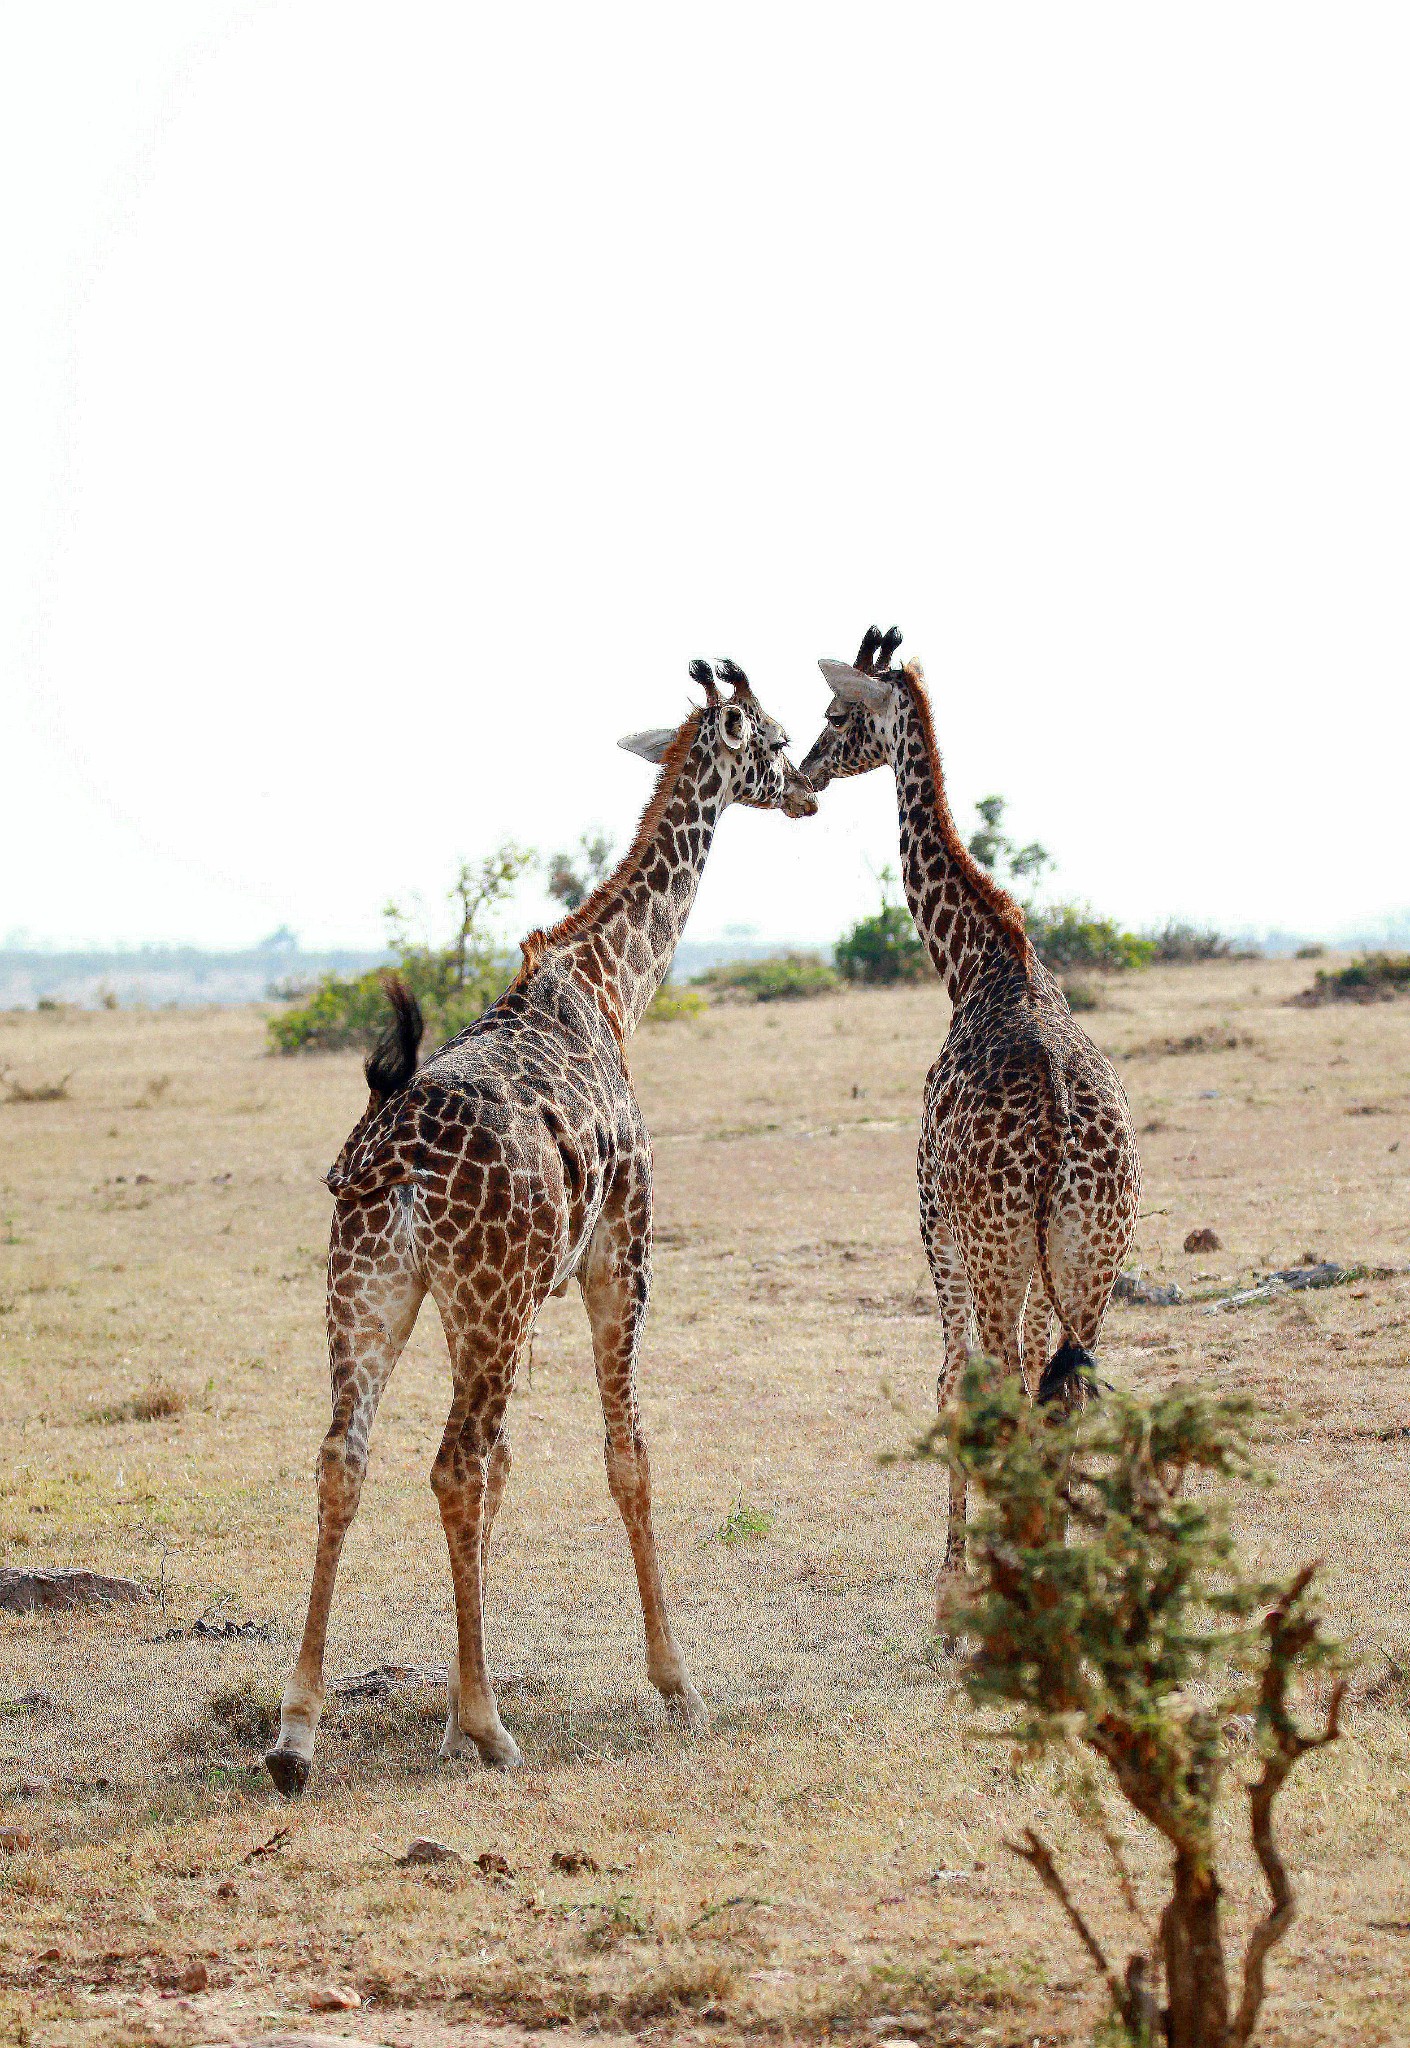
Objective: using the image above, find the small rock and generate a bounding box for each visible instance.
[0,1568,153,1614]
[309,1985,362,2012]
[397,1836,461,1866]
[1275,1262,1346,1291]
[1,1829,33,1853]
[1112,1271,1184,1307]
[330,1661,448,1700]
[216,1879,240,1900]
[194,2038,384,2048]
[1183,1227,1222,1254]
[173,1961,210,1993]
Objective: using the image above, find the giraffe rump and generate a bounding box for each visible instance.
[363,974,424,1102]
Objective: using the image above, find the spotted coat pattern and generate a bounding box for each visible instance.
[265,673,816,1795]
[800,630,1141,1589]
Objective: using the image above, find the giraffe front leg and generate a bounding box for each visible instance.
[582,1177,707,1733]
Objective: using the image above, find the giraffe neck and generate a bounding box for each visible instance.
[517,717,723,1041]
[888,673,1033,1004]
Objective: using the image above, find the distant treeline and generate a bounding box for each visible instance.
[0,937,809,1011]
[0,944,386,1011]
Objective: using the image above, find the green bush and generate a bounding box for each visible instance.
[835,904,932,984]
[1145,919,1234,963]
[268,843,533,1055]
[906,1368,1343,2048]
[267,955,513,1054]
[645,984,707,1023]
[836,870,934,986]
[1027,903,1156,973]
[1301,951,1410,1005]
[692,952,839,1002]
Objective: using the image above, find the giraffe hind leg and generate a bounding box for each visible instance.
[430,1284,533,1770]
[581,1179,706,1732]
[920,1203,973,1609]
[266,1204,425,1798]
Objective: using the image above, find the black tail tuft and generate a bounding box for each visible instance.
[1037,1335,1099,1408]
[363,974,424,1101]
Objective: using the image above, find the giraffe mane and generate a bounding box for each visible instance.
[900,662,1034,975]
[513,708,706,991]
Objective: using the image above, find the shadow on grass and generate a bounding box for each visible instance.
[167,1665,743,1793]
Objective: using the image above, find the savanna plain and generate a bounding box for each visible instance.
[1,961,1407,2048]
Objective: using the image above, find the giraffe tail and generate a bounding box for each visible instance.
[1032,1047,1099,1403]
[363,973,424,1103]
[1036,1334,1098,1406]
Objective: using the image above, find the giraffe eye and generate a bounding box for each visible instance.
[826,709,848,729]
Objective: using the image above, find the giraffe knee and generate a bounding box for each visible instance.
[317,1432,366,1515]
[604,1435,648,1507]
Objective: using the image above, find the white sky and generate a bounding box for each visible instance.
[3,3,1408,953]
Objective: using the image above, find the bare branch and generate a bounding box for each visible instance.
[1006,1828,1128,2019]
[1230,1571,1345,2048]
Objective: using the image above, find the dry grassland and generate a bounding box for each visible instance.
[1,960,1408,2047]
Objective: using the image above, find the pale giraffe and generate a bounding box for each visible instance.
[799,626,1140,1600]
[265,661,817,1795]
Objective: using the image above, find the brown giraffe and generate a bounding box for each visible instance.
[799,626,1141,1599]
[265,661,817,1796]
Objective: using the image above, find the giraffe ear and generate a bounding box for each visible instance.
[618,727,677,765]
[819,659,892,711]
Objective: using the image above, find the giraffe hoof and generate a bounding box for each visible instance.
[264,1746,311,1800]
[476,1728,524,1771]
[663,1684,709,1735]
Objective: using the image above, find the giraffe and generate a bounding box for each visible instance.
[265,660,817,1796]
[798,626,1141,1599]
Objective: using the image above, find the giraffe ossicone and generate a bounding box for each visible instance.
[800,626,1141,1610]
[265,663,816,1798]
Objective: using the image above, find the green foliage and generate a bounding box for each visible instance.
[835,867,933,985]
[1027,904,1156,973]
[268,842,534,1055]
[693,952,839,1002]
[545,830,615,912]
[645,983,707,1023]
[713,1498,774,1545]
[968,794,1052,892]
[904,1370,1343,2048]
[930,1374,1282,1744]
[967,795,1154,976]
[1302,951,1410,1005]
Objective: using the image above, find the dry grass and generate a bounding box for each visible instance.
[0,961,1407,2046]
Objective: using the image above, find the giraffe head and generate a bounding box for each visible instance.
[620,659,818,818]
[798,625,908,792]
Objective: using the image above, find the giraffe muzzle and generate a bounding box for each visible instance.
[781,764,819,819]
